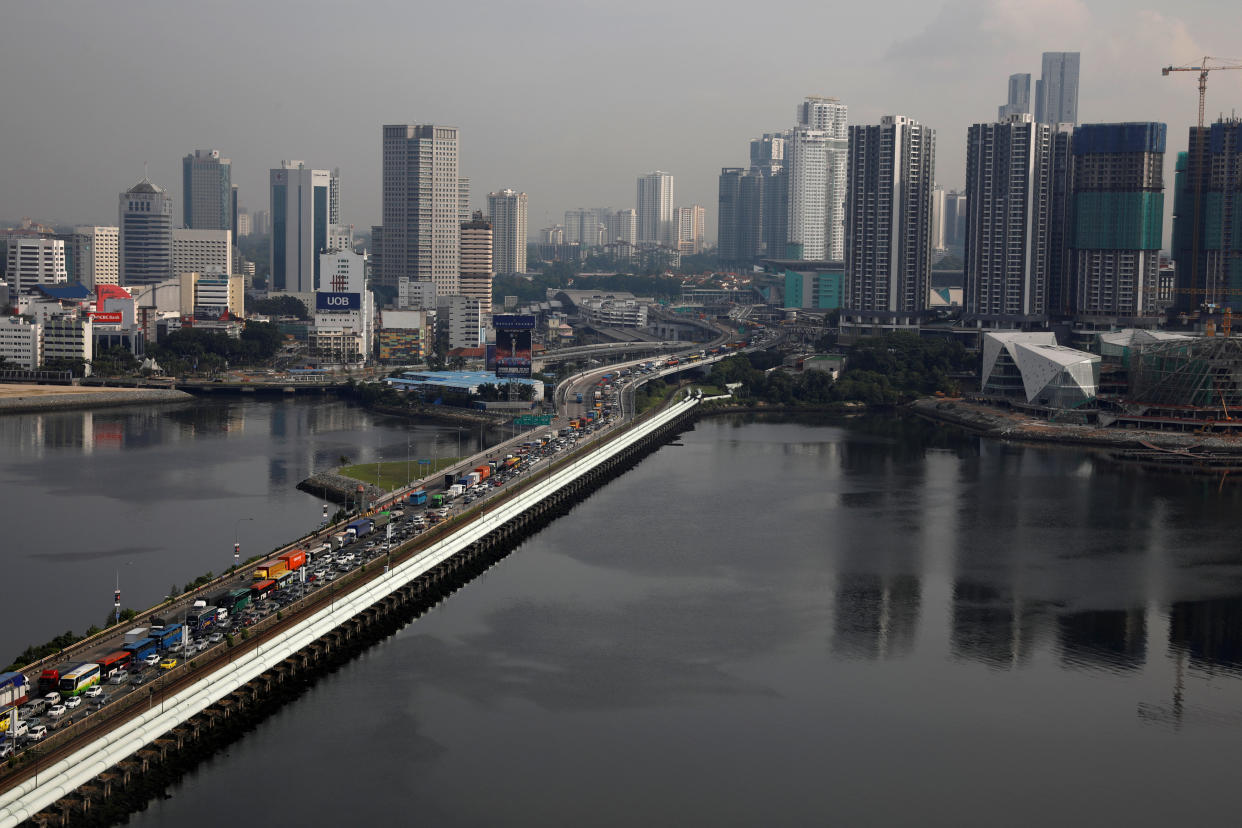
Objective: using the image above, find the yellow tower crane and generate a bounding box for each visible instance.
[1162,58,1242,312]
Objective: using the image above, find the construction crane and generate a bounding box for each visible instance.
[1161,56,1242,128]
[1162,57,1242,311]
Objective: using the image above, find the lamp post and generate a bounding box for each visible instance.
[234,517,254,573]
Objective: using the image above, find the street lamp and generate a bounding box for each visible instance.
[234,517,254,572]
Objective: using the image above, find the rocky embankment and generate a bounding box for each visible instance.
[296,471,387,505]
[910,397,1242,453]
[0,385,193,414]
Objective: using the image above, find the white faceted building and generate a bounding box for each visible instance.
[982,331,1099,409]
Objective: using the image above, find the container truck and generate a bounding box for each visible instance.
[331,532,349,549]
[347,518,373,539]
[443,473,457,489]
[254,560,289,580]
[473,466,490,481]
[373,512,391,529]
[279,549,307,571]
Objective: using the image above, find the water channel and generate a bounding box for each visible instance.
[0,397,489,660]
[10,402,1242,824]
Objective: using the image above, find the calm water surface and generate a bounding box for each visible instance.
[108,412,1242,827]
[0,397,488,658]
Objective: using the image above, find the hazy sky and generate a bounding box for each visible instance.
[2,0,1239,243]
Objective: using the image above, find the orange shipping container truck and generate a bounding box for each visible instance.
[279,549,307,571]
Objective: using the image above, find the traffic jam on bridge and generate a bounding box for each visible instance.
[0,332,764,762]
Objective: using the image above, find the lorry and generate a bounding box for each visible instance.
[473,466,490,481]
[331,532,350,549]
[347,518,373,540]
[254,560,289,580]
[279,549,307,571]
[124,627,150,646]
[37,670,60,695]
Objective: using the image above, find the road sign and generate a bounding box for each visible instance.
[513,415,553,426]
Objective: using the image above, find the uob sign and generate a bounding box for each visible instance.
[316,292,361,311]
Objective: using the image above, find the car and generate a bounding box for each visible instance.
[18,702,40,719]
[208,632,224,644]
[144,653,160,666]
[159,658,177,670]
[6,720,27,739]
[42,691,61,706]
[46,704,67,719]
[64,696,82,710]
[130,674,148,687]
[0,743,12,759]
[25,723,47,742]
[83,685,103,699]
[108,670,129,685]
[90,693,109,709]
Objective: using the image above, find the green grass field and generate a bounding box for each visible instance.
[340,457,462,490]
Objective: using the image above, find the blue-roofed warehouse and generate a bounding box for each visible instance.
[385,371,544,408]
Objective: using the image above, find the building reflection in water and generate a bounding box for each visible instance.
[832,573,921,660]
[1169,596,1242,674]
[1057,609,1146,671]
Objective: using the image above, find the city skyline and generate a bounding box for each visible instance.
[0,1,1236,244]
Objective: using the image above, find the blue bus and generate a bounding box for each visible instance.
[124,637,158,661]
[154,624,183,651]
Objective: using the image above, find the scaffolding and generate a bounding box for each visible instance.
[1127,337,1242,412]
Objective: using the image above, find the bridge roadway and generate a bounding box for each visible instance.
[0,392,706,826]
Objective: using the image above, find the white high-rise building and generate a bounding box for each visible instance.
[787,96,848,261]
[674,206,706,255]
[636,172,675,246]
[1035,52,1080,125]
[172,228,232,277]
[487,189,528,275]
[842,115,937,337]
[68,226,119,289]
[119,177,173,287]
[381,124,461,295]
[4,237,67,293]
[311,250,374,364]
[269,161,338,293]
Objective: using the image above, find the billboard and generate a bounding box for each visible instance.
[494,328,533,378]
[90,312,123,325]
[316,292,361,312]
[493,314,536,330]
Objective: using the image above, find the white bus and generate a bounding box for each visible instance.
[58,663,102,697]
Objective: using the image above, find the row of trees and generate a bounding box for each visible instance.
[145,321,285,376]
[705,333,972,407]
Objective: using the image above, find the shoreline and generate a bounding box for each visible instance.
[908,397,1242,454]
[0,385,194,415]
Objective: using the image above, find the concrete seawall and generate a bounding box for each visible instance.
[0,386,193,415]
